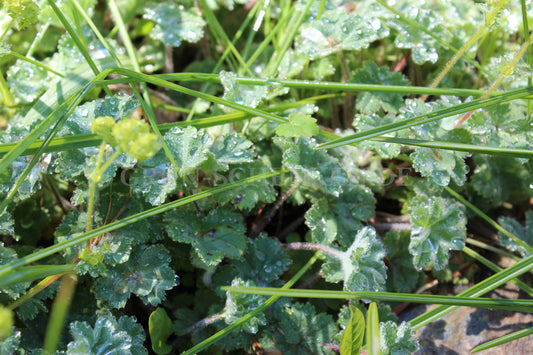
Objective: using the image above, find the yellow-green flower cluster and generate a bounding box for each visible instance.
[91,116,116,144]
[3,0,39,30]
[112,119,162,162]
[91,116,162,162]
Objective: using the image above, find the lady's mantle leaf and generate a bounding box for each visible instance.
[384,230,422,293]
[390,6,445,64]
[232,235,292,284]
[144,1,206,47]
[149,308,173,355]
[265,303,337,355]
[214,161,277,211]
[498,211,533,257]
[339,305,365,355]
[67,313,147,355]
[408,194,466,271]
[165,207,247,266]
[296,9,389,60]
[93,245,177,308]
[276,113,319,138]
[305,185,375,246]
[163,126,213,177]
[206,133,255,171]
[352,62,409,114]
[321,227,387,292]
[380,321,418,355]
[281,137,349,197]
[224,279,267,334]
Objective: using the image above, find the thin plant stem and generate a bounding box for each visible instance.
[520,0,532,116]
[8,51,64,77]
[455,35,533,127]
[463,246,533,297]
[420,26,488,101]
[43,274,77,354]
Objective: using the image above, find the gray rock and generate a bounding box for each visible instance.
[399,282,533,354]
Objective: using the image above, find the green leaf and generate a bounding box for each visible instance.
[390,5,445,64]
[0,330,20,354]
[276,113,319,138]
[206,133,255,171]
[470,155,531,207]
[305,184,375,246]
[149,308,173,355]
[144,1,206,47]
[0,212,13,235]
[498,211,533,257]
[265,302,337,355]
[164,207,247,266]
[379,321,418,355]
[321,227,387,292]
[352,62,409,114]
[339,305,365,355]
[163,126,213,177]
[219,71,269,109]
[224,279,267,334]
[232,234,292,284]
[281,136,349,197]
[408,194,466,271]
[383,230,422,293]
[93,244,177,308]
[130,160,179,206]
[214,161,277,211]
[7,58,49,104]
[67,312,147,355]
[296,9,389,60]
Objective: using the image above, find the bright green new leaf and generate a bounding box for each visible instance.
[149,308,173,355]
[276,113,319,138]
[339,305,365,355]
[366,302,382,355]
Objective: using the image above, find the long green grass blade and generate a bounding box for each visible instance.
[471,326,533,353]
[219,286,533,312]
